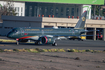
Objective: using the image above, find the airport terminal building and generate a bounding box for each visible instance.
[0,0,94,19]
[0,0,105,40]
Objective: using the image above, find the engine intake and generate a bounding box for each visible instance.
[39,36,54,44]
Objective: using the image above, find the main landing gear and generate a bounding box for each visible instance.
[52,42,57,46]
[35,41,57,46]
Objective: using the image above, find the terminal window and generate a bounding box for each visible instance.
[15,7,19,16]
[45,7,48,17]
[61,7,64,17]
[66,8,69,17]
[29,6,32,16]
[21,7,23,16]
[55,7,59,17]
[41,7,44,15]
[34,6,37,17]
[25,6,28,16]
[39,7,43,15]
[50,7,53,15]
[71,8,74,16]
[77,8,79,16]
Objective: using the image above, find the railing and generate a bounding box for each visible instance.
[91,16,105,20]
[38,14,80,19]
[38,14,105,20]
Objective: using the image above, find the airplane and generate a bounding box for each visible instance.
[7,11,87,46]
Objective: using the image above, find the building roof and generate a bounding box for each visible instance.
[15,0,104,5]
[2,15,105,28]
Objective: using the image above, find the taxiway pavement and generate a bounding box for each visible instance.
[0,39,105,50]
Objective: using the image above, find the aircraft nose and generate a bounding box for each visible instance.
[7,33,10,38]
[7,32,12,38]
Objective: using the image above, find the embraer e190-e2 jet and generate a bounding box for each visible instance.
[7,11,87,46]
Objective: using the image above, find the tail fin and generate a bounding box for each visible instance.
[74,11,87,29]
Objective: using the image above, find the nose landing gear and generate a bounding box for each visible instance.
[16,39,19,45]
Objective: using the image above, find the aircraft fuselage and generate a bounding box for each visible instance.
[7,27,85,40]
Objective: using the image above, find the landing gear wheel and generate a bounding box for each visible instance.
[52,42,57,46]
[78,38,83,41]
[16,39,19,45]
[16,41,19,45]
[81,39,83,41]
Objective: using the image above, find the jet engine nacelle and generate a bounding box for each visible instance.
[39,36,54,44]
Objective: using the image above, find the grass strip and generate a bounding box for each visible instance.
[0,48,104,53]
[0,39,16,42]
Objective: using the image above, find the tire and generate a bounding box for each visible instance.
[52,42,57,46]
[81,39,83,41]
[16,39,19,45]
[16,41,19,45]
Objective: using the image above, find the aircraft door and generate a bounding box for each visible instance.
[20,28,24,36]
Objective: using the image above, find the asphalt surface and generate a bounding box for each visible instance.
[0,36,105,50]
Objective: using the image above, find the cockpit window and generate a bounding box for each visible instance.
[12,29,18,33]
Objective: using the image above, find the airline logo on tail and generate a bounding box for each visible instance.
[82,17,86,21]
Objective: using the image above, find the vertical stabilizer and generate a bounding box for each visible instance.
[74,11,87,29]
